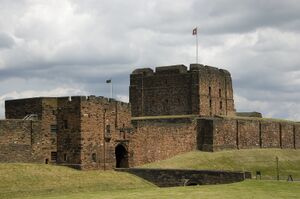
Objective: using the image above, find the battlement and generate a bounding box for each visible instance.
[155,64,188,74]
[190,64,231,76]
[131,64,231,77]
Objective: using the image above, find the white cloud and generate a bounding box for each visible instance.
[116,94,129,103]
[0,0,300,120]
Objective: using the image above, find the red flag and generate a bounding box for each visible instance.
[192,27,197,35]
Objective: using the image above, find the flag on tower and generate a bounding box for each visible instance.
[106,79,111,83]
[192,27,197,35]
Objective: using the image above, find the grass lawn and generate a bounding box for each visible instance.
[1,149,300,199]
[0,163,154,199]
[6,180,300,199]
[141,149,300,180]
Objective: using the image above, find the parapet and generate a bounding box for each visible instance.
[235,112,263,118]
[131,65,188,76]
[57,95,130,108]
[131,64,231,77]
[131,68,154,76]
[155,64,187,75]
[190,64,231,76]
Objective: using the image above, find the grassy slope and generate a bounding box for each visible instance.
[0,163,154,199]
[17,180,300,199]
[141,149,300,179]
[1,149,300,199]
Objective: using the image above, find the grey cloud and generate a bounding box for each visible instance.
[0,32,15,49]
[0,0,300,120]
[190,0,300,34]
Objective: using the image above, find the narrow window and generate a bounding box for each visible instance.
[92,153,97,162]
[51,138,56,145]
[123,131,126,139]
[209,99,212,108]
[63,120,68,129]
[219,89,222,97]
[106,125,111,135]
[220,101,222,109]
[105,125,112,141]
[63,154,67,161]
[50,125,57,133]
[209,87,211,96]
[51,152,57,161]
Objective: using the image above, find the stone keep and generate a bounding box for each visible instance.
[130,64,235,117]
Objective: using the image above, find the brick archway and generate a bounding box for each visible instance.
[115,144,129,168]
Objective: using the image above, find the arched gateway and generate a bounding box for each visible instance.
[115,144,129,168]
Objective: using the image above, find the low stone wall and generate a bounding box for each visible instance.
[116,168,250,187]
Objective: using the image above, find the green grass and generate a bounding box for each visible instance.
[0,163,154,199]
[1,149,300,199]
[218,115,299,124]
[141,149,300,180]
[10,180,300,199]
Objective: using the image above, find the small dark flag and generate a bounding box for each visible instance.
[192,27,197,35]
[106,79,111,83]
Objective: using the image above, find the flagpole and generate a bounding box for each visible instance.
[106,79,113,100]
[193,27,199,64]
[196,27,198,64]
[110,80,113,99]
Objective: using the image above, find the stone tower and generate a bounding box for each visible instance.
[130,64,235,117]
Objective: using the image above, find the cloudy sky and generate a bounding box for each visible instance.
[0,0,300,120]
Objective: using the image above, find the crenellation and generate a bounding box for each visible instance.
[155,64,187,74]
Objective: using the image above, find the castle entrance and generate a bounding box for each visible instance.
[115,144,129,168]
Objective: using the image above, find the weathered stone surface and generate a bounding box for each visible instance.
[0,120,42,162]
[4,98,57,163]
[130,117,198,167]
[197,117,300,151]
[56,96,132,170]
[116,168,249,187]
[130,64,235,117]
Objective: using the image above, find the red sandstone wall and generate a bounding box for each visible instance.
[56,96,131,170]
[295,125,300,149]
[40,98,58,163]
[57,97,82,165]
[281,123,294,148]
[260,122,280,148]
[130,65,197,117]
[197,119,214,151]
[130,118,198,167]
[5,98,58,163]
[238,119,260,149]
[0,120,42,162]
[130,64,235,118]
[213,118,237,150]
[199,118,299,151]
[80,97,131,170]
[194,65,235,117]
[5,98,42,119]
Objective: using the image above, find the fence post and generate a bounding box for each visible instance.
[276,156,279,181]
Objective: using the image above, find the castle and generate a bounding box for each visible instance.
[0,64,299,170]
